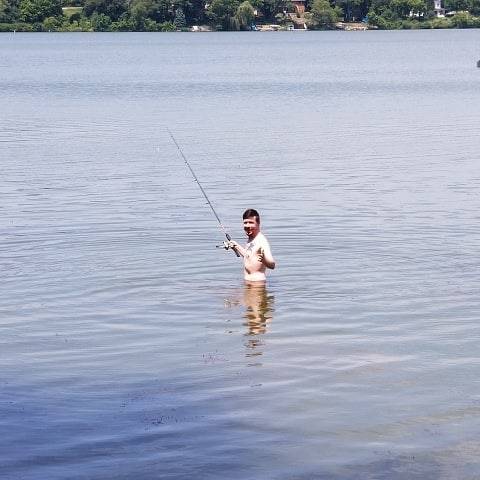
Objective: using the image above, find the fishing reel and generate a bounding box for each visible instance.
[216,238,240,257]
[216,240,231,250]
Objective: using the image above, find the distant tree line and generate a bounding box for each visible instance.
[0,0,479,31]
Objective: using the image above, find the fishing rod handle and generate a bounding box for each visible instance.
[226,234,240,257]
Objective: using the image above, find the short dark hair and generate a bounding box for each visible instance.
[243,209,260,223]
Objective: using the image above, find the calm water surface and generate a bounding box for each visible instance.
[1,30,480,479]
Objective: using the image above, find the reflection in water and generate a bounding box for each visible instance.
[242,283,274,357]
[223,283,275,360]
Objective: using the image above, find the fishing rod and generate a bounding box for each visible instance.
[167,129,240,257]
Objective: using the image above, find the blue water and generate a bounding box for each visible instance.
[1,30,480,479]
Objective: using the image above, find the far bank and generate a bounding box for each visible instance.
[1,0,480,33]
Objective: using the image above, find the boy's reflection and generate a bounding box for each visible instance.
[243,283,274,356]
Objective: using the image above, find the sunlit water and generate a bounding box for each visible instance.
[1,30,480,479]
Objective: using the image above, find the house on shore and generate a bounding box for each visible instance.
[433,0,446,17]
[291,0,306,15]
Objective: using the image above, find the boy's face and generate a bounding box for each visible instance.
[243,216,260,239]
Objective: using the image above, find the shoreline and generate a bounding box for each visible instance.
[2,24,480,33]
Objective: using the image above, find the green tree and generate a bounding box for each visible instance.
[334,0,368,21]
[173,6,186,27]
[19,0,62,22]
[0,0,21,23]
[143,17,158,29]
[144,0,170,23]
[90,11,111,29]
[450,10,479,25]
[206,0,240,29]
[69,10,81,22]
[409,0,427,16]
[390,0,426,18]
[429,15,452,26]
[470,0,480,15]
[83,0,127,21]
[444,0,470,10]
[42,13,61,28]
[260,0,288,20]
[128,0,164,24]
[130,0,148,29]
[127,0,200,26]
[235,0,254,28]
[188,0,209,22]
[308,0,340,28]
[110,13,134,29]
[159,19,175,29]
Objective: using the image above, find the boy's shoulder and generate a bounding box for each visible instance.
[257,232,270,245]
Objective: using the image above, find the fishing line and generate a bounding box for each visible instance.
[167,129,240,257]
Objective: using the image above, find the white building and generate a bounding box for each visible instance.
[434,0,446,17]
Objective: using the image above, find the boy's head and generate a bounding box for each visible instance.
[243,209,261,239]
[242,209,260,224]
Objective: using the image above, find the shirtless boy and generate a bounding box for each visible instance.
[228,209,276,283]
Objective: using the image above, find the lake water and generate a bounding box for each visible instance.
[1,29,480,479]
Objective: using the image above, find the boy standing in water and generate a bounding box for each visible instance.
[228,209,276,283]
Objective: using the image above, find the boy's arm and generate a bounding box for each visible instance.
[258,239,275,270]
[228,240,245,257]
